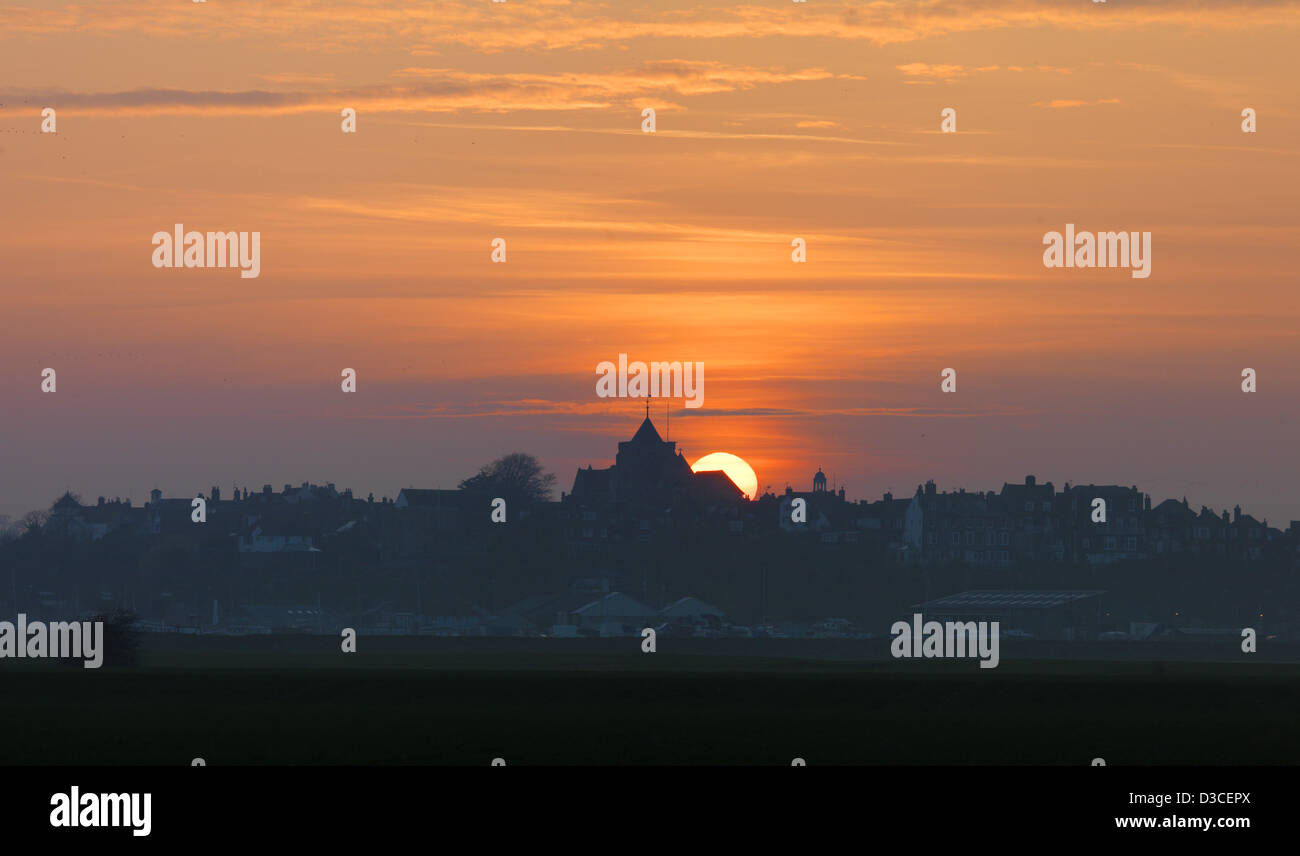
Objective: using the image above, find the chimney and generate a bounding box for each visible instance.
[1234,505,1241,523]
[1026,475,1035,487]
[1144,494,1151,512]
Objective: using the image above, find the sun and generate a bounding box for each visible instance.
[691,452,759,500]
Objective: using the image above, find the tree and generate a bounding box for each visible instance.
[19,510,49,536]
[59,609,140,668]
[459,453,557,504]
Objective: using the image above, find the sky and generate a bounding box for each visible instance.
[1,0,1298,524]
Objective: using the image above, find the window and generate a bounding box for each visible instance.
[951,532,960,546]
[1125,537,1136,551]
[999,531,1009,546]
[1105,536,1116,551]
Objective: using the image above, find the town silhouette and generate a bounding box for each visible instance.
[3,411,1296,648]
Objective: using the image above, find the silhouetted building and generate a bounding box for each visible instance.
[567,409,744,508]
[913,590,1106,640]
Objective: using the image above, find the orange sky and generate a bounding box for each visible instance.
[1,0,1298,522]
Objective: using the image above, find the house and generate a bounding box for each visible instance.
[569,592,658,636]
[914,589,1107,641]
[660,596,724,622]
[566,411,745,509]
[658,596,725,635]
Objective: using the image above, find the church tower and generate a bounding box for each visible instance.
[813,468,828,493]
[615,403,695,502]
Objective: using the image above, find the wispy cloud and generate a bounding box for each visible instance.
[253,72,339,86]
[1116,60,1256,107]
[4,0,1298,54]
[897,63,970,82]
[371,400,1034,421]
[898,62,1075,82]
[2,62,852,117]
[1032,97,1121,108]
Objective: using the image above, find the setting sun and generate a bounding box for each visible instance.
[691,452,759,501]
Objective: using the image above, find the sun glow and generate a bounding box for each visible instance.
[691,452,759,500]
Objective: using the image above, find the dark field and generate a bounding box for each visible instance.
[5,635,1298,765]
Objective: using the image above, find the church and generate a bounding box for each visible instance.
[567,406,746,508]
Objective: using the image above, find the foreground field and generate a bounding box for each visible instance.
[4,636,1297,765]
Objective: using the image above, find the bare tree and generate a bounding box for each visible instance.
[19,510,49,535]
[459,453,557,504]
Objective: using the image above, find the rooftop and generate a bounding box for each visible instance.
[914,590,1106,611]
